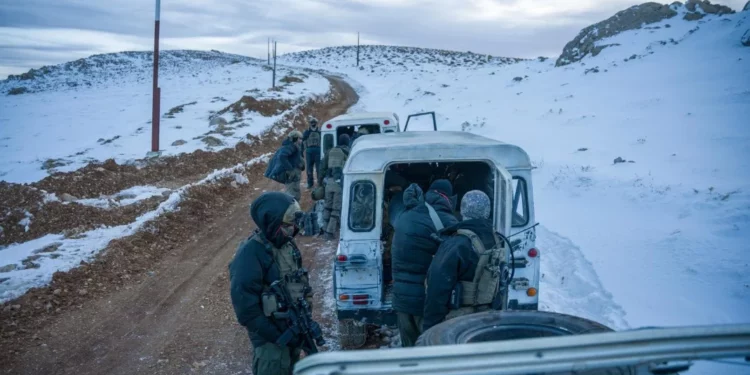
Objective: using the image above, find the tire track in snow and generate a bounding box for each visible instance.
[537,225,630,330]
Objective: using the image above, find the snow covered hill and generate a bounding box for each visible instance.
[0,50,329,183]
[280,2,750,339]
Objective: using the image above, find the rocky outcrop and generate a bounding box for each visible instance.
[742,30,750,46]
[744,0,750,11]
[684,0,734,14]
[556,2,678,66]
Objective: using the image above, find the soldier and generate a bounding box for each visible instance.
[301,116,322,189]
[320,134,351,240]
[422,190,507,332]
[229,192,320,375]
[391,180,458,347]
[265,130,305,201]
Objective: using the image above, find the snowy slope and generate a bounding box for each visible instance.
[0,50,329,183]
[280,8,750,337]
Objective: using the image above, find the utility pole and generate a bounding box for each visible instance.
[150,0,161,154]
[267,37,270,65]
[272,41,277,88]
[356,32,360,67]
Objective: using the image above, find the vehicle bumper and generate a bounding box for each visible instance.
[337,308,398,326]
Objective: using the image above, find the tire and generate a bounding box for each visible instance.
[417,311,636,375]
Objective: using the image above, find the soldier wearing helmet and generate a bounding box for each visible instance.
[302,116,322,189]
[264,130,305,201]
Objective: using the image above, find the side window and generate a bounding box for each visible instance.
[323,133,334,156]
[349,180,376,232]
[512,177,529,227]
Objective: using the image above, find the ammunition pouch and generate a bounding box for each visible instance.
[262,292,279,318]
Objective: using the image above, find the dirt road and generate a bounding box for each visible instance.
[1,76,358,375]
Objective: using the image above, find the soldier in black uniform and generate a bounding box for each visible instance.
[302,116,322,189]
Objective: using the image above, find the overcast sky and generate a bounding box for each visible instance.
[0,0,747,78]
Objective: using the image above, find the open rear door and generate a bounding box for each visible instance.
[403,112,437,131]
[495,166,513,236]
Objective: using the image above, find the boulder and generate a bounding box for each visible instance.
[201,136,224,147]
[171,139,187,146]
[556,2,678,66]
[209,116,228,127]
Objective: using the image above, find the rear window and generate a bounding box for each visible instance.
[512,177,529,227]
[348,180,376,232]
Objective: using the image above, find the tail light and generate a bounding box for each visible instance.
[337,255,347,262]
[339,294,349,301]
[353,294,369,305]
[528,248,538,258]
[383,119,390,125]
[527,288,538,297]
[326,123,332,129]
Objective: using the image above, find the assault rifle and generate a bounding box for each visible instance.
[269,277,325,354]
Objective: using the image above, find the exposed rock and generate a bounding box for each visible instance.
[742,30,750,46]
[78,289,88,296]
[7,87,28,95]
[685,0,734,14]
[0,264,18,273]
[556,2,678,66]
[53,289,62,296]
[614,157,627,164]
[201,136,224,147]
[744,0,750,11]
[171,139,187,146]
[41,158,69,170]
[513,76,524,82]
[684,12,705,20]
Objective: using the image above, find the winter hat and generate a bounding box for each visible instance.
[338,134,351,147]
[429,179,453,196]
[460,190,491,220]
[288,130,302,141]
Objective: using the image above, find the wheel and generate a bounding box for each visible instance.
[417,310,636,375]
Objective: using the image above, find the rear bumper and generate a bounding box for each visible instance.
[508,300,539,311]
[337,308,398,326]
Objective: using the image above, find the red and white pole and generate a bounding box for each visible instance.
[151,0,161,153]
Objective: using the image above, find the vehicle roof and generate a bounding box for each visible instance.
[327,112,396,124]
[346,131,532,172]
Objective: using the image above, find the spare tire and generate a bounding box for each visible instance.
[417,311,636,375]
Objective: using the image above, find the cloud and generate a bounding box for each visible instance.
[1,0,747,77]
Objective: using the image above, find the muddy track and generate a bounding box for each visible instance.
[0,76,358,375]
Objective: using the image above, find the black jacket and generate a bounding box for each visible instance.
[264,139,303,183]
[229,192,296,348]
[422,218,496,332]
[302,128,321,153]
[390,184,458,316]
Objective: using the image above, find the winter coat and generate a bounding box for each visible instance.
[229,192,308,348]
[390,184,459,316]
[422,218,497,332]
[265,139,304,183]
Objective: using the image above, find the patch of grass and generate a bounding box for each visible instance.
[163,101,197,118]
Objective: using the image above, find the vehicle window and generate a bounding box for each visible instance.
[512,177,529,227]
[349,180,376,232]
[323,133,334,155]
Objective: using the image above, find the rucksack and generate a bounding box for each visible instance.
[454,229,508,307]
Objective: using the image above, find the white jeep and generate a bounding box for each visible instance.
[333,130,539,343]
[319,111,401,162]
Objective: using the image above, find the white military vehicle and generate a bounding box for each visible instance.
[320,112,401,161]
[333,130,540,344]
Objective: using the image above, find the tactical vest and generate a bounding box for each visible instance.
[305,130,321,149]
[445,229,507,320]
[254,235,313,314]
[327,147,348,180]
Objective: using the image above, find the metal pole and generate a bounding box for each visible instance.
[272,41,277,88]
[267,37,270,65]
[357,32,360,67]
[151,0,161,153]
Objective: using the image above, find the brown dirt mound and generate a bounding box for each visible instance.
[215,95,294,118]
[280,75,304,84]
[0,196,165,246]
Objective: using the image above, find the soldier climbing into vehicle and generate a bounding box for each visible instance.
[228,192,323,375]
[390,180,459,347]
[422,190,510,332]
[320,134,351,240]
[301,116,322,189]
[265,130,305,201]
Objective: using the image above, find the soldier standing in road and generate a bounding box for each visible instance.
[229,192,320,375]
[422,190,507,333]
[301,116,322,189]
[264,130,305,201]
[320,134,351,240]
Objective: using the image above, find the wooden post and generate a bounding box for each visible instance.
[151,0,161,153]
[356,32,360,67]
[272,41,277,88]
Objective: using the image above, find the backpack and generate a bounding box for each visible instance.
[455,229,508,307]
